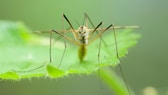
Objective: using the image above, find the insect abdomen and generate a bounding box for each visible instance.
[78,44,87,62]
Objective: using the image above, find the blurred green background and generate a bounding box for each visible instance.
[0,0,167,95]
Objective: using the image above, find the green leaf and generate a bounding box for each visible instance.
[47,64,67,78]
[0,21,141,79]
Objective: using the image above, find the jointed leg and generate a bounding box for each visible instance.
[84,13,104,88]
[88,24,113,45]
[63,14,78,41]
[84,13,107,46]
[57,16,67,67]
[89,22,103,38]
[111,25,131,95]
[51,30,80,46]
[50,30,52,63]
[84,13,96,28]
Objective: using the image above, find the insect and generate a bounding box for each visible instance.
[15,13,139,95]
[49,13,139,65]
[48,13,138,95]
[50,13,113,64]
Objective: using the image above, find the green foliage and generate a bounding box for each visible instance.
[0,21,140,94]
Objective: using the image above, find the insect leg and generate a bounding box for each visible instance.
[63,14,78,41]
[111,24,132,95]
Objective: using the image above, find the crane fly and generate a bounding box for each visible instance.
[47,13,138,95]
[15,13,139,95]
[49,13,139,65]
[51,14,113,64]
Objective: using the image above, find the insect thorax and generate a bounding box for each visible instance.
[77,26,89,45]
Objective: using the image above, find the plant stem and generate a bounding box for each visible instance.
[98,67,131,95]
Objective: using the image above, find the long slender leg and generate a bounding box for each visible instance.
[84,13,101,36]
[97,22,104,67]
[97,35,103,89]
[50,29,52,63]
[50,15,80,66]
[84,13,107,46]
[88,24,113,45]
[112,25,131,95]
[63,14,78,41]
[88,24,112,84]
[98,24,104,65]
[12,64,46,73]
[51,30,80,46]
[84,13,104,89]
[112,24,119,58]
[84,13,95,28]
[89,23,132,95]
[51,29,80,67]
[13,31,53,73]
[13,29,55,73]
[88,22,103,38]
[57,16,67,67]
[58,40,66,67]
[84,13,104,69]
[88,24,112,85]
[13,15,80,73]
[118,64,132,95]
